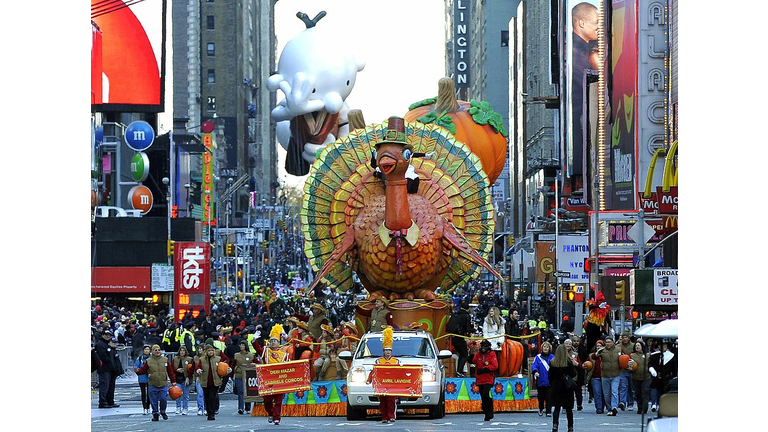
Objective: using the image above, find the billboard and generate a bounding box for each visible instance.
[173,242,211,322]
[91,0,166,112]
[91,266,151,293]
[608,0,638,209]
[565,0,601,191]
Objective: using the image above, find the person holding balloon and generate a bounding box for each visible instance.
[135,344,177,421]
[195,344,232,421]
[172,346,194,415]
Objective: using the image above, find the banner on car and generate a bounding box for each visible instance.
[370,365,423,397]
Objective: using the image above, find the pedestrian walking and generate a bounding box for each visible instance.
[192,344,207,416]
[548,344,577,432]
[134,344,151,414]
[366,326,400,424]
[532,341,554,416]
[587,339,606,414]
[195,344,231,421]
[136,344,176,421]
[232,340,256,415]
[617,331,635,411]
[630,340,651,414]
[472,339,498,421]
[564,337,584,410]
[172,346,193,415]
[595,336,621,416]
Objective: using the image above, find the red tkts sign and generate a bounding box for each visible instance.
[174,242,210,322]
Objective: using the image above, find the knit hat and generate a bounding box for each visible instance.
[382,326,394,350]
[270,324,283,341]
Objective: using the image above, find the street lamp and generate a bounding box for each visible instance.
[225,177,233,297]
[162,177,171,266]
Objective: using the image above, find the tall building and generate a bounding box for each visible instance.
[172,0,277,228]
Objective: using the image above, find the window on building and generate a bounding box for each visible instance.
[207,16,214,30]
[207,69,215,83]
[207,43,215,56]
[501,30,509,47]
[207,96,216,112]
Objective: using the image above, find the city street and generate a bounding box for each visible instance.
[92,379,649,432]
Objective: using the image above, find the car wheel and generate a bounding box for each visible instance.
[428,393,445,419]
[346,400,365,421]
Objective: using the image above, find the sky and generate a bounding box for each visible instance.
[273,0,447,188]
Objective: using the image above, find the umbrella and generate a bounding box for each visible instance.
[634,323,655,336]
[634,319,678,338]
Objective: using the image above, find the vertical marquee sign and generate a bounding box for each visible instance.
[453,0,471,100]
[174,242,211,322]
[202,132,216,237]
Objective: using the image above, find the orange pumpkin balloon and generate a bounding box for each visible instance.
[618,354,632,370]
[497,339,525,377]
[217,361,230,376]
[583,360,593,371]
[169,385,182,400]
[404,77,508,185]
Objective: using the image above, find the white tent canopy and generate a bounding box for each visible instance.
[634,319,678,338]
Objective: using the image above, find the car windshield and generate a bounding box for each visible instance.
[356,335,435,359]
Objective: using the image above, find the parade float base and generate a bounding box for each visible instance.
[248,377,537,417]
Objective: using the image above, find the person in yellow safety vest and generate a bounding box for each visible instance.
[161,325,175,352]
[245,329,259,354]
[180,322,197,354]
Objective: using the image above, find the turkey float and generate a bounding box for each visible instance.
[302,116,502,302]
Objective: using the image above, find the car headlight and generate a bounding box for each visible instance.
[349,366,367,383]
[422,366,436,382]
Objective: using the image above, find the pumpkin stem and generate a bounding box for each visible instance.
[348,109,366,130]
[434,77,460,113]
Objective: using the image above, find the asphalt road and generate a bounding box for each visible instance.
[91,379,652,432]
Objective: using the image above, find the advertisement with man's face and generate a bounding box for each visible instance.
[565,0,600,189]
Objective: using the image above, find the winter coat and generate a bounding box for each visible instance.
[548,362,577,407]
[597,345,621,378]
[472,350,499,385]
[96,338,115,374]
[531,353,554,387]
[134,354,150,383]
[482,317,506,349]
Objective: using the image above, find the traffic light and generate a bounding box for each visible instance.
[615,280,625,301]
[262,240,268,248]
[226,243,234,256]
[171,205,178,218]
[167,239,175,257]
[584,257,592,273]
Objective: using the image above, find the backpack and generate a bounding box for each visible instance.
[446,313,462,335]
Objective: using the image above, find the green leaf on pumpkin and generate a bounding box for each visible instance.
[416,110,456,135]
[408,97,438,111]
[468,99,509,137]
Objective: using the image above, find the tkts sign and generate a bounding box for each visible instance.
[174,242,211,322]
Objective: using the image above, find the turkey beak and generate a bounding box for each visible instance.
[378,155,397,175]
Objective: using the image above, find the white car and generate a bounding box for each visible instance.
[338,329,453,420]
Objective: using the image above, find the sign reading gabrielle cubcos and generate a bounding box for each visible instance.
[254,359,311,396]
[370,365,423,397]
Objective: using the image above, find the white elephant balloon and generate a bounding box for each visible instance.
[267,12,365,176]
